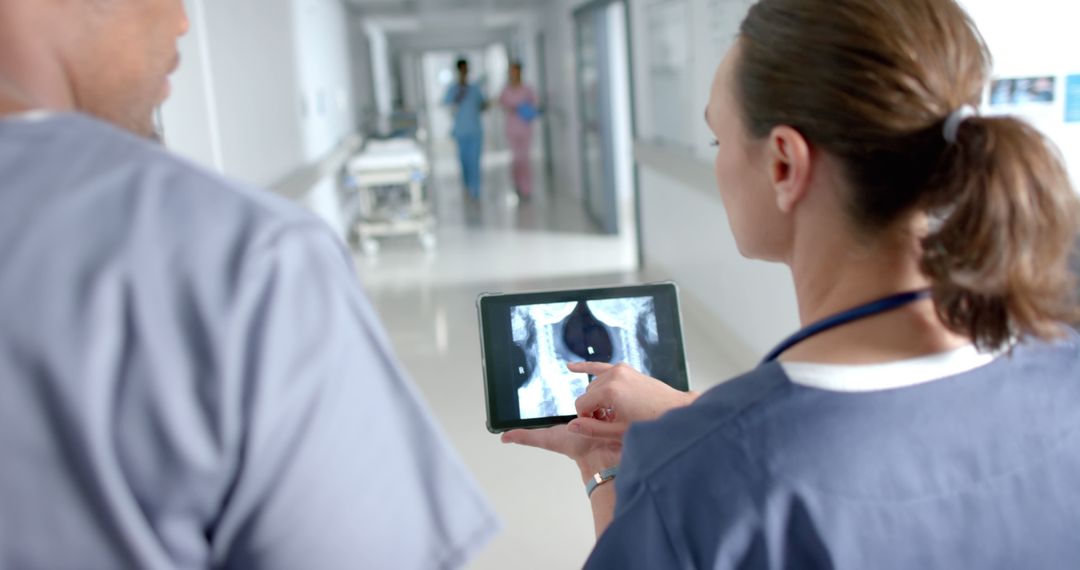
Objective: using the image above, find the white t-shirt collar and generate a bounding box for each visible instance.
[3,109,53,123]
[781,344,998,393]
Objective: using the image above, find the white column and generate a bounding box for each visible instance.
[365,22,393,129]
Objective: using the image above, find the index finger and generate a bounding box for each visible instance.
[567,361,615,375]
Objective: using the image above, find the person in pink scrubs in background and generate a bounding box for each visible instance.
[499,61,539,200]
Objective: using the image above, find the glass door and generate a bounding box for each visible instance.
[575,1,632,235]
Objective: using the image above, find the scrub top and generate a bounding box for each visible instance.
[443,82,486,137]
[587,331,1080,569]
[0,112,498,569]
[499,84,538,140]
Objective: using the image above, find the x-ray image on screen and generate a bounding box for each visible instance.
[510,296,660,420]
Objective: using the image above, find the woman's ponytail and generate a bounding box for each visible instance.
[920,116,1080,350]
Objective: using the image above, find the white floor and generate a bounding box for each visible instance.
[353,146,741,569]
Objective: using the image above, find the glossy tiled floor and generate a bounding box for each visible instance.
[353,148,741,569]
[353,147,638,290]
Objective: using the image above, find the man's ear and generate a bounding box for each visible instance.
[767,126,812,213]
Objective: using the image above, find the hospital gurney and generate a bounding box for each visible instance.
[346,137,435,255]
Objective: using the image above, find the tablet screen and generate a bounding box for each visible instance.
[478,283,689,432]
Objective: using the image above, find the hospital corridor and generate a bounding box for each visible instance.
[3,0,1080,567]
[353,125,741,567]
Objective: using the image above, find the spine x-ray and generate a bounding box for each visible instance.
[510,297,660,420]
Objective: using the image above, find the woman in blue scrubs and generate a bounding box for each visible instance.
[444,58,488,201]
[504,0,1080,567]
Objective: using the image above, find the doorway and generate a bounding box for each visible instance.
[574,0,635,237]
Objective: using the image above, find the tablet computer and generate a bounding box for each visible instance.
[477,282,690,433]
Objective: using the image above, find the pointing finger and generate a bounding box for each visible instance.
[567,361,615,376]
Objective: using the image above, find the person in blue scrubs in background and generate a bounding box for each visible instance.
[504,0,1080,567]
[0,1,497,568]
[444,58,488,202]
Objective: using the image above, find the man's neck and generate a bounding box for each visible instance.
[0,12,76,117]
[0,77,37,116]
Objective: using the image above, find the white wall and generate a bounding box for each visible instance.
[347,15,376,132]
[203,0,305,188]
[293,0,357,162]
[159,0,222,171]
[163,0,356,189]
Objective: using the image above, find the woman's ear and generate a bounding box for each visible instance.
[767,126,812,213]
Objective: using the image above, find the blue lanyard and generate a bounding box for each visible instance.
[761,289,932,364]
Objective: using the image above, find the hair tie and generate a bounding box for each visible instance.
[943,104,978,144]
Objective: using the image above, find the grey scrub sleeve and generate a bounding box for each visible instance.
[207,226,499,569]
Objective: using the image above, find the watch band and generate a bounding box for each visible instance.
[585,465,619,498]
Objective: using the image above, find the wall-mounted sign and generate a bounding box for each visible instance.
[1066,75,1080,123]
[990,76,1057,106]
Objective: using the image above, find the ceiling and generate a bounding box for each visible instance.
[347,0,549,51]
[345,0,550,16]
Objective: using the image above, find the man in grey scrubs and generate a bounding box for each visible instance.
[0,1,497,568]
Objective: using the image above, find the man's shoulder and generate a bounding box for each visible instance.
[51,113,314,229]
[5,112,335,279]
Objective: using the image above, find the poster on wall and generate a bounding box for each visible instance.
[1066,75,1080,123]
[989,76,1057,106]
[985,75,1061,127]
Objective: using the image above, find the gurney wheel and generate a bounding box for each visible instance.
[361,238,380,256]
[420,233,437,252]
